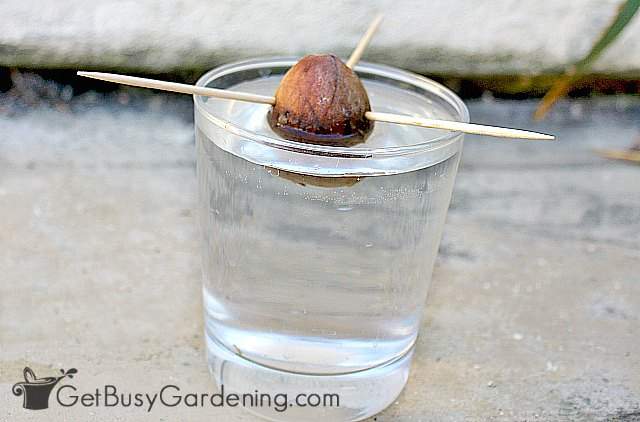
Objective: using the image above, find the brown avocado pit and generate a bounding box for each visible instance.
[275,168,362,188]
[268,54,373,146]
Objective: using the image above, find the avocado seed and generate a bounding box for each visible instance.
[269,54,373,146]
[274,168,362,188]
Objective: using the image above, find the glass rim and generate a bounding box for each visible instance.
[194,56,469,158]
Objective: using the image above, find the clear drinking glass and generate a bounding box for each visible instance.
[194,57,468,421]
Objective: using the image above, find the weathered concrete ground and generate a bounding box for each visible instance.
[2,0,640,76]
[0,91,639,421]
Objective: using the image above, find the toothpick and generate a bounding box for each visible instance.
[77,71,275,105]
[77,71,555,141]
[346,14,384,69]
[365,112,554,140]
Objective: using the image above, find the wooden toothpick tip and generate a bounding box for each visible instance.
[77,71,554,141]
[365,111,555,141]
[346,14,384,69]
[76,71,275,105]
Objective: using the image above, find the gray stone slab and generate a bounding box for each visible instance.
[0,94,639,421]
[2,0,640,76]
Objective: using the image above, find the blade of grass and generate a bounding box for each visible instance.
[534,0,640,120]
[595,148,640,164]
[594,137,640,164]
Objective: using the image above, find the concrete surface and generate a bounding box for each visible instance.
[2,0,640,76]
[0,88,639,421]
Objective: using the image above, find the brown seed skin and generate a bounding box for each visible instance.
[273,168,363,188]
[269,54,373,146]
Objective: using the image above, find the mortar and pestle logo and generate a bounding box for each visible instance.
[12,367,77,410]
